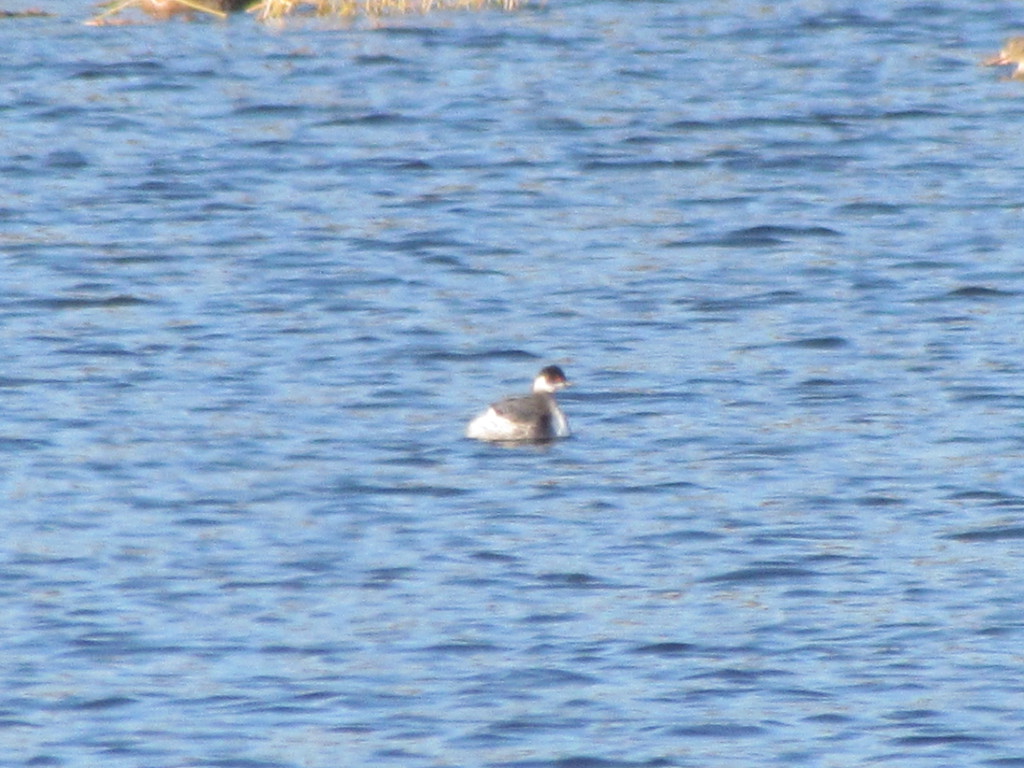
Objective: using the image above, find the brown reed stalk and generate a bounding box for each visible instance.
[87,0,229,23]
[248,0,524,20]
[88,0,524,23]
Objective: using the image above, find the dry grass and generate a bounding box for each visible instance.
[88,0,524,24]
[87,0,228,24]
[248,0,523,21]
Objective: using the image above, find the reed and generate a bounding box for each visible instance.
[89,0,522,23]
[87,0,230,24]
[249,0,522,21]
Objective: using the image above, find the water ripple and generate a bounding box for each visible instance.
[3,3,1024,767]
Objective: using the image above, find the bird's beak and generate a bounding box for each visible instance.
[984,52,1011,66]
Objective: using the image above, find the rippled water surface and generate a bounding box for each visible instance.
[4,1,1024,766]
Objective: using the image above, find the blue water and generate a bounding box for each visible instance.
[3,1,1024,766]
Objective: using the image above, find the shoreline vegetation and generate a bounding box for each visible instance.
[84,0,524,24]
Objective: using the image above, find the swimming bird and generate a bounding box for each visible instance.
[984,37,1024,79]
[466,365,571,443]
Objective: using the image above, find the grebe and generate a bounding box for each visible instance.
[466,365,571,443]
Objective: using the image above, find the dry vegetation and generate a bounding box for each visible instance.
[252,0,522,21]
[87,0,524,24]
